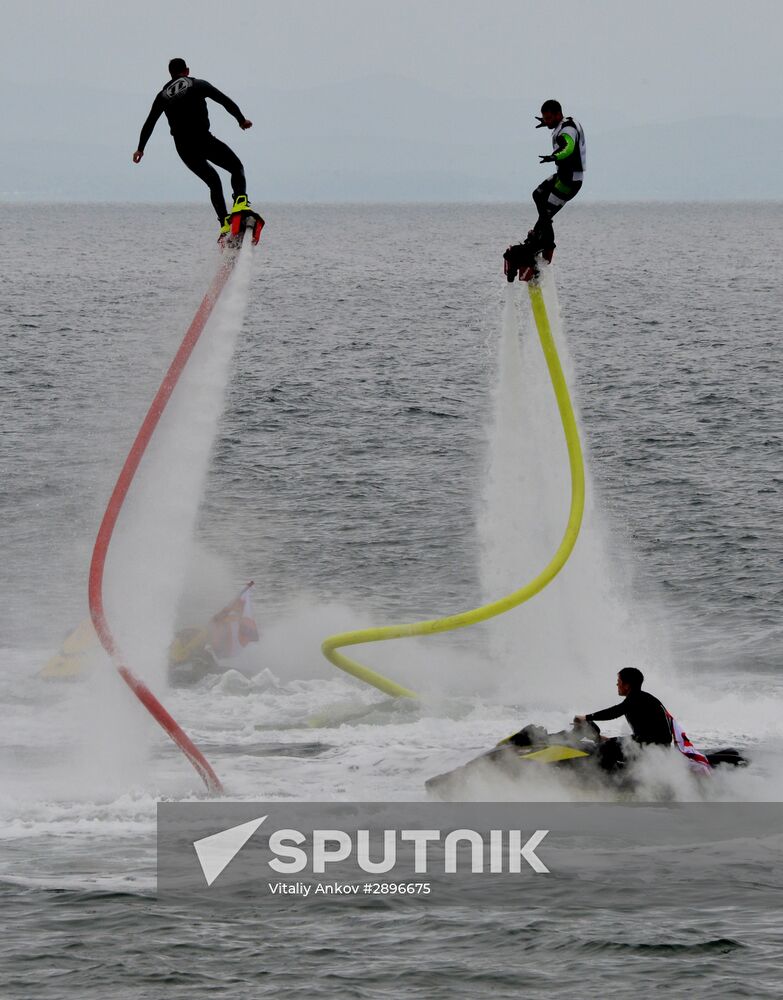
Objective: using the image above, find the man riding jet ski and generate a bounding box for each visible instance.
[574,666,674,772]
[425,668,747,799]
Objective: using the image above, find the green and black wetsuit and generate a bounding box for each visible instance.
[532,116,587,250]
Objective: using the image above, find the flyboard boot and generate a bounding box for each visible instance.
[218,194,265,249]
[503,229,555,283]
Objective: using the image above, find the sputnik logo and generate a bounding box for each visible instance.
[193,816,267,887]
[192,816,550,887]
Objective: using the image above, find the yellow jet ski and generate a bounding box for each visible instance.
[38,619,98,680]
[426,720,601,799]
[39,622,218,684]
[425,720,747,799]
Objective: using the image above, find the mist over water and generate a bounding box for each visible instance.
[104,241,255,695]
[478,278,660,709]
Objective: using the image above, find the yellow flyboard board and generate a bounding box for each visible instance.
[320,277,586,699]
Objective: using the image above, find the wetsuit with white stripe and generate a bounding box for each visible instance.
[532,116,586,250]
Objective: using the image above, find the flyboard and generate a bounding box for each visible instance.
[319,244,585,703]
[88,204,264,794]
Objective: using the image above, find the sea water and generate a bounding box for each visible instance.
[0,202,781,997]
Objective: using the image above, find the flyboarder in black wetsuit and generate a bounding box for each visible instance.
[133,58,254,237]
[575,667,672,771]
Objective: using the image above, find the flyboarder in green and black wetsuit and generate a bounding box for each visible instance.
[504,99,586,281]
[133,58,255,238]
[530,99,586,253]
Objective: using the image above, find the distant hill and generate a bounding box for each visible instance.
[1,74,778,201]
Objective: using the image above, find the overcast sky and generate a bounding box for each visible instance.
[2,0,781,201]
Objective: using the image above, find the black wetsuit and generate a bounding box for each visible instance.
[587,689,672,772]
[137,76,248,222]
[588,690,672,745]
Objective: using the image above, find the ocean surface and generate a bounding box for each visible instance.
[0,202,781,997]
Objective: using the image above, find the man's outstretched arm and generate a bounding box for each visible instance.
[574,701,627,724]
[587,702,626,722]
[203,82,252,128]
[133,95,164,162]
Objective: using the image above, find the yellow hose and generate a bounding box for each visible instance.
[320,278,585,699]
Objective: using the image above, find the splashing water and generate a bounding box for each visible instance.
[478,275,667,712]
[102,242,256,700]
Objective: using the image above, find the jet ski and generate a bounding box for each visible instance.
[425,719,748,799]
[40,621,222,686]
[39,619,100,680]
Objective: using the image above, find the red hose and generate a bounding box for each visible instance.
[88,251,241,794]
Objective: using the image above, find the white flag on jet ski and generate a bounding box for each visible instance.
[665,710,712,775]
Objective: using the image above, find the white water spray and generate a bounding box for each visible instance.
[102,244,255,697]
[478,276,666,711]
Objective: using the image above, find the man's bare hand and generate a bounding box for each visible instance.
[132,150,143,164]
[239,120,253,130]
[573,715,587,724]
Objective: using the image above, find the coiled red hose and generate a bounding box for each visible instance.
[88,253,241,794]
